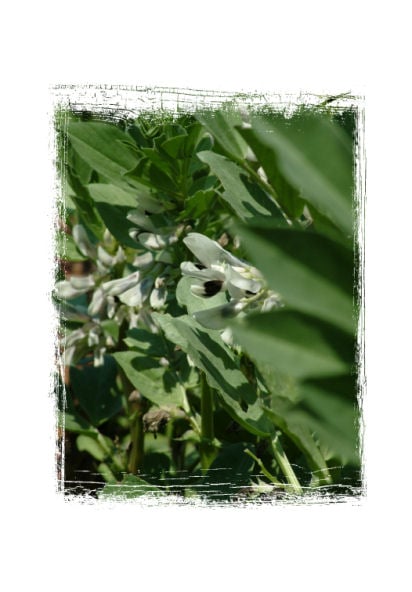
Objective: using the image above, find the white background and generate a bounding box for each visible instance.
[1,1,411,590]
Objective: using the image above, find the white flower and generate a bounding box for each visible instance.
[88,286,107,317]
[137,232,178,250]
[119,276,153,307]
[132,251,154,269]
[180,232,281,329]
[150,275,168,309]
[55,275,95,300]
[72,224,97,259]
[102,271,140,297]
[181,232,263,300]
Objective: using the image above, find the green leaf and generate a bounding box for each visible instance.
[195,110,249,161]
[160,135,188,159]
[264,377,360,466]
[61,412,97,436]
[247,113,354,235]
[113,351,186,409]
[76,434,109,462]
[298,378,359,465]
[161,123,205,160]
[86,183,139,248]
[253,371,330,480]
[68,121,139,184]
[237,125,305,219]
[69,145,93,185]
[176,276,227,316]
[142,147,178,178]
[70,355,123,425]
[197,150,280,221]
[236,225,354,334]
[117,177,165,213]
[101,319,120,343]
[188,174,218,196]
[180,190,215,219]
[123,328,168,357]
[99,474,164,499]
[149,163,179,194]
[209,442,254,481]
[154,314,273,438]
[66,171,106,240]
[230,310,352,380]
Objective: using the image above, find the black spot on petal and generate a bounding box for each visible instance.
[195,263,206,270]
[203,280,223,297]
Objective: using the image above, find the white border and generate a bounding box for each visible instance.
[3,0,411,588]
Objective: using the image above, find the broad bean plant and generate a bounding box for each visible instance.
[55,106,361,502]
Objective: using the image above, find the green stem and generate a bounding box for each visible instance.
[244,449,284,487]
[200,373,216,472]
[117,319,146,474]
[270,432,303,495]
[241,160,280,203]
[128,407,144,475]
[118,367,146,475]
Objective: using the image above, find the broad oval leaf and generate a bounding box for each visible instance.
[113,351,186,410]
[236,224,355,334]
[86,183,138,247]
[69,355,123,426]
[246,113,354,235]
[68,121,139,184]
[230,310,353,380]
[154,313,274,438]
[195,110,249,161]
[197,150,281,222]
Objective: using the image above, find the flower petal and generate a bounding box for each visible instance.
[138,233,177,250]
[133,251,154,269]
[94,346,106,367]
[113,246,126,265]
[226,266,262,294]
[55,280,89,300]
[88,287,107,317]
[119,277,153,307]
[72,224,97,259]
[261,293,282,312]
[70,275,95,290]
[97,246,114,268]
[180,261,226,281]
[150,286,167,309]
[106,296,116,319]
[190,279,225,298]
[102,272,140,297]
[183,232,245,268]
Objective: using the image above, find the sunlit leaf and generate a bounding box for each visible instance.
[68,121,139,184]
[230,310,353,380]
[154,313,273,437]
[236,224,354,334]
[198,150,281,222]
[113,351,186,409]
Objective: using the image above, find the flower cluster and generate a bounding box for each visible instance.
[55,223,174,366]
[180,232,281,329]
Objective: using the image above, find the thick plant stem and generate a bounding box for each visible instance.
[200,373,216,472]
[118,366,146,475]
[128,406,144,475]
[270,432,303,495]
[117,320,146,474]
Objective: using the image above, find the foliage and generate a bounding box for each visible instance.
[54,104,362,502]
